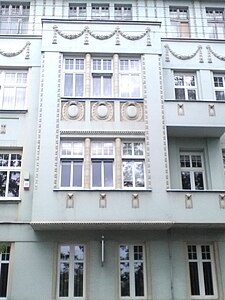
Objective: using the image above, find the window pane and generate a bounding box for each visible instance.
[120,245,129,260]
[123,161,133,187]
[175,88,185,100]
[194,172,204,190]
[187,90,196,100]
[3,87,14,109]
[120,74,129,97]
[0,154,9,167]
[92,161,101,187]
[61,162,71,187]
[15,87,26,108]
[0,263,9,297]
[174,75,184,86]
[59,262,69,297]
[0,171,7,197]
[135,262,144,296]
[203,262,214,295]
[181,171,191,189]
[135,162,144,187]
[74,262,83,297]
[103,76,112,97]
[72,162,82,187]
[134,143,144,156]
[131,75,140,97]
[123,143,132,155]
[215,91,225,100]
[189,262,200,295]
[64,74,73,97]
[93,76,101,97]
[75,74,84,97]
[104,161,113,187]
[120,262,130,296]
[8,171,20,197]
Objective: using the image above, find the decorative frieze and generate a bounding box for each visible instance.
[0,41,30,59]
[164,44,203,63]
[206,46,225,63]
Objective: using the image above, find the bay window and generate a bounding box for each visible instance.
[174,73,197,100]
[0,245,10,298]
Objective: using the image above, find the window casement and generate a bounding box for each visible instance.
[119,59,142,98]
[0,2,30,34]
[91,3,109,20]
[114,4,132,20]
[91,141,114,188]
[187,244,217,298]
[0,70,28,110]
[0,244,10,298]
[58,244,85,298]
[119,244,146,298]
[122,142,145,188]
[0,152,22,198]
[60,141,84,188]
[169,7,190,38]
[174,73,197,100]
[68,3,87,19]
[180,152,205,190]
[63,58,85,98]
[213,75,225,100]
[92,58,112,97]
[206,8,225,39]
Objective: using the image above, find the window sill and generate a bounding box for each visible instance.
[0,198,21,203]
[165,99,225,103]
[53,188,152,192]
[0,109,28,114]
[167,189,225,193]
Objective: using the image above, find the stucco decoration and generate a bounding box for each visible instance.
[99,193,107,208]
[62,101,84,121]
[206,46,225,63]
[0,124,6,134]
[66,193,74,208]
[132,193,139,208]
[0,41,30,59]
[208,104,215,117]
[52,25,151,46]
[91,101,113,121]
[219,194,225,209]
[177,103,184,116]
[121,101,143,121]
[164,44,203,63]
[185,194,193,209]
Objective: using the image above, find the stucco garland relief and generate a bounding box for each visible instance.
[91,101,113,121]
[121,101,143,121]
[62,101,85,121]
[206,46,225,63]
[164,44,203,63]
[0,41,30,59]
[52,25,151,46]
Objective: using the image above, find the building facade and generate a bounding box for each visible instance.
[0,1,225,299]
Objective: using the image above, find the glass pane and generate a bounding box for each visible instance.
[180,155,190,167]
[61,162,71,187]
[203,262,214,295]
[180,22,190,38]
[64,74,73,97]
[191,155,202,168]
[75,74,84,97]
[134,143,144,156]
[104,161,113,187]
[74,245,84,261]
[175,88,185,100]
[134,245,143,260]
[123,161,133,187]
[0,154,9,166]
[3,87,14,109]
[103,76,112,97]
[10,154,22,167]
[131,75,140,97]
[120,74,129,97]
[185,75,195,86]
[59,262,69,297]
[187,90,196,100]
[93,76,101,97]
[189,262,200,295]
[103,143,113,155]
[194,172,204,190]
[0,171,7,197]
[135,162,144,187]
[74,262,83,297]
[214,77,223,87]
[120,245,129,260]
[65,59,74,70]
[135,262,144,296]
[181,171,191,189]
[92,161,101,187]
[120,262,130,296]
[215,91,225,100]
[15,87,26,108]
[8,171,20,197]
[123,143,132,155]
[72,162,82,187]
[0,263,9,297]
[174,75,184,86]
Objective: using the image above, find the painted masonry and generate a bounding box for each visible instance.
[1,0,225,299]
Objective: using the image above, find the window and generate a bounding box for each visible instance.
[188,244,217,298]
[213,75,225,100]
[119,59,141,98]
[180,153,205,190]
[0,2,30,34]
[206,8,225,39]
[63,58,85,97]
[122,142,145,188]
[0,70,27,110]
[60,141,83,188]
[114,4,132,20]
[69,3,87,19]
[92,58,112,97]
[0,245,10,298]
[91,3,109,20]
[119,244,146,298]
[169,7,190,38]
[0,152,22,198]
[174,74,197,100]
[91,141,114,188]
[58,244,85,298]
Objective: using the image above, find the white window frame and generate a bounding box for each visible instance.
[58,244,86,299]
[122,141,145,189]
[174,73,198,100]
[63,58,85,98]
[169,6,190,38]
[0,244,10,299]
[68,3,87,19]
[91,141,114,188]
[119,244,147,299]
[60,141,84,189]
[119,58,142,98]
[91,58,113,97]
[0,2,30,34]
[213,75,225,100]
[187,244,218,299]
[180,152,206,190]
[0,151,22,199]
[206,8,225,39]
[91,3,109,20]
[0,70,28,110]
[114,4,132,20]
